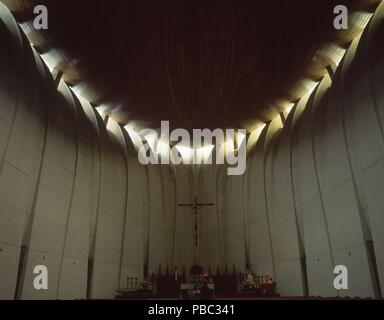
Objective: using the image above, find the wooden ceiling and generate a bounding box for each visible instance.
[3,0,381,131]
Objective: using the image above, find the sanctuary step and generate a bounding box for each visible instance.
[116,289,156,300]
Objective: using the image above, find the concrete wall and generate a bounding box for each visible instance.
[242,3,384,297]
[196,2,384,298]
[0,4,175,299]
[0,2,52,299]
[173,165,194,274]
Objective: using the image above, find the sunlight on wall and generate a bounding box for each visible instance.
[40,49,63,72]
[95,105,110,120]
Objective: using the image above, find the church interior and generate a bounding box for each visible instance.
[0,0,384,300]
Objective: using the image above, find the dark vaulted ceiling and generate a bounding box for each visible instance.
[3,0,381,130]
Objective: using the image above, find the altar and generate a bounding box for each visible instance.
[115,267,279,300]
[180,283,215,300]
[239,271,279,297]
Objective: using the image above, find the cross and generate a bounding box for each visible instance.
[177,196,214,249]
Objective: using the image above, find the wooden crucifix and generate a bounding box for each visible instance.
[177,196,214,249]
